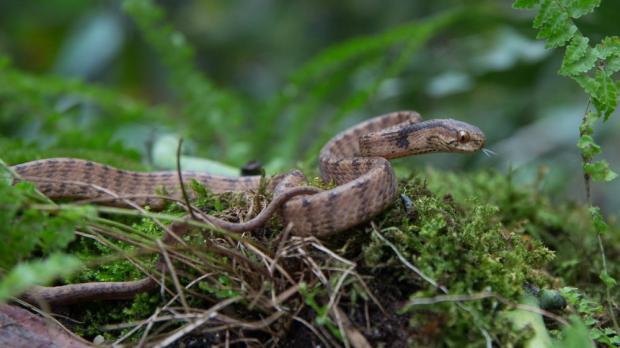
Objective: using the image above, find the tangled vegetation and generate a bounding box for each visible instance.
[2,161,618,346]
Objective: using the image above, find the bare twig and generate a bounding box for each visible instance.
[154,296,241,348]
[331,306,371,348]
[137,307,163,348]
[176,138,196,220]
[157,238,189,312]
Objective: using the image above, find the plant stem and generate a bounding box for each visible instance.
[580,107,619,330]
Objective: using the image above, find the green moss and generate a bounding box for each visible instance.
[365,176,554,297]
[69,215,162,284]
[59,169,620,346]
[71,292,161,340]
[353,169,617,346]
[423,168,620,290]
[359,174,554,346]
[4,161,618,346]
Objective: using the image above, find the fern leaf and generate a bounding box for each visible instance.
[584,160,618,181]
[609,56,620,74]
[577,135,602,158]
[595,36,620,59]
[560,34,597,76]
[532,0,551,28]
[573,75,599,99]
[596,36,620,74]
[594,70,618,119]
[564,0,602,19]
[534,0,577,48]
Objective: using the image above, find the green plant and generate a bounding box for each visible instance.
[298,282,342,340]
[562,287,620,346]
[513,0,619,333]
[0,160,87,301]
[122,0,248,160]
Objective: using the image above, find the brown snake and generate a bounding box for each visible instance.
[12,111,485,305]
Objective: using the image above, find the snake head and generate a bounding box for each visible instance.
[359,118,485,159]
[435,119,485,153]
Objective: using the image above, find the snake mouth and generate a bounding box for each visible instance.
[450,139,486,153]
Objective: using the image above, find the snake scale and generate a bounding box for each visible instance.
[12,111,485,305]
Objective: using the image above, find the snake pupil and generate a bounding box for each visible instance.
[458,130,470,143]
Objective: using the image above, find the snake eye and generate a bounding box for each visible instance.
[457,130,470,144]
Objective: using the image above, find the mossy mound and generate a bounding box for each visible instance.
[2,166,618,347]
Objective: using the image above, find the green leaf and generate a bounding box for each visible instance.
[534,0,578,48]
[560,34,597,76]
[533,0,551,29]
[596,36,620,74]
[572,75,599,100]
[607,56,620,74]
[584,160,618,182]
[38,211,78,253]
[593,69,618,119]
[577,135,601,159]
[552,316,596,348]
[599,271,617,288]
[564,0,602,18]
[595,36,620,59]
[513,0,539,9]
[589,206,609,234]
[578,111,599,135]
[0,253,82,302]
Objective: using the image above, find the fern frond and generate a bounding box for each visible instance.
[560,34,597,76]
[564,0,602,19]
[593,70,618,118]
[596,36,620,74]
[533,0,577,48]
[515,0,601,48]
[122,0,249,160]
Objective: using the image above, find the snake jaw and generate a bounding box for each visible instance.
[446,137,485,153]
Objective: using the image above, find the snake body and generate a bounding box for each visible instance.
[12,111,485,304]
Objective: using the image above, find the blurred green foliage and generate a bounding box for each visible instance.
[1,1,619,209]
[0,163,87,301]
[513,0,620,333]
[0,0,619,346]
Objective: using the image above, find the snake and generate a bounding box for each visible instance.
[12,111,485,305]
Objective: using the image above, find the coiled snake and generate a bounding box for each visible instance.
[12,111,485,305]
